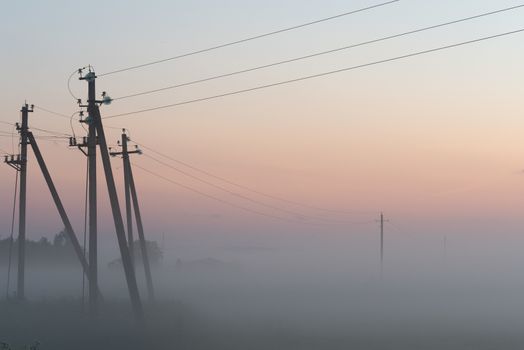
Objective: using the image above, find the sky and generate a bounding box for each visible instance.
[1,0,524,246]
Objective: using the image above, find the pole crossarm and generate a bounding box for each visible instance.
[4,155,23,171]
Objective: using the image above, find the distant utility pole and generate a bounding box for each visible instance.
[110,131,155,302]
[4,103,94,301]
[377,212,388,274]
[72,67,144,322]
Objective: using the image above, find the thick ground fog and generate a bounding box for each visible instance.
[2,230,524,349]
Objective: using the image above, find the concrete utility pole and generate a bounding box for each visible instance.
[110,131,155,302]
[376,212,388,274]
[77,68,144,322]
[17,103,30,300]
[122,133,134,264]
[87,73,99,317]
[4,103,95,301]
[380,212,384,266]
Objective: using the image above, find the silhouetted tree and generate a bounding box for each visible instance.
[0,228,80,267]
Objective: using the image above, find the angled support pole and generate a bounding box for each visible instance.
[111,132,155,302]
[81,70,144,322]
[127,160,155,302]
[27,132,102,298]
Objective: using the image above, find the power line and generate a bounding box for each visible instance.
[0,135,70,143]
[33,136,71,140]
[98,0,400,77]
[132,162,321,225]
[112,3,524,102]
[104,28,524,119]
[0,131,15,136]
[33,105,72,120]
[32,105,87,138]
[143,153,306,217]
[0,127,71,138]
[134,140,374,216]
[81,157,89,310]
[31,105,117,137]
[142,152,368,224]
[30,126,71,137]
[5,171,19,299]
[67,69,81,101]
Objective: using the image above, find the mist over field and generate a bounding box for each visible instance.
[3,228,524,349]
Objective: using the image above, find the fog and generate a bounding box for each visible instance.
[3,227,524,349]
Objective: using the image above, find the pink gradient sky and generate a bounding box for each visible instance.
[1,0,524,242]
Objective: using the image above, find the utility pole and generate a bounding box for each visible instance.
[110,131,155,302]
[121,132,134,264]
[87,72,99,317]
[4,103,96,301]
[17,103,31,300]
[380,212,384,266]
[70,72,99,317]
[377,212,388,275]
[77,68,144,322]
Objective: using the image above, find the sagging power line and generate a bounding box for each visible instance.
[132,161,324,225]
[33,105,72,120]
[112,3,524,102]
[134,141,374,215]
[142,152,372,224]
[134,141,374,220]
[98,0,400,77]
[104,28,524,119]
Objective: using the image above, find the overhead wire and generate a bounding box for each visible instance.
[0,127,71,139]
[1,116,20,153]
[15,105,89,139]
[11,122,17,154]
[68,111,84,138]
[98,0,400,77]
[104,28,524,119]
[33,105,72,120]
[31,105,83,137]
[134,140,374,216]
[81,157,89,310]
[131,162,321,225]
[0,131,16,136]
[142,152,368,224]
[112,3,524,102]
[32,105,122,133]
[67,68,85,101]
[30,126,71,137]
[5,170,19,299]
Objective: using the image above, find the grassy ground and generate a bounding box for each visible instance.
[1,299,196,350]
[3,298,524,350]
